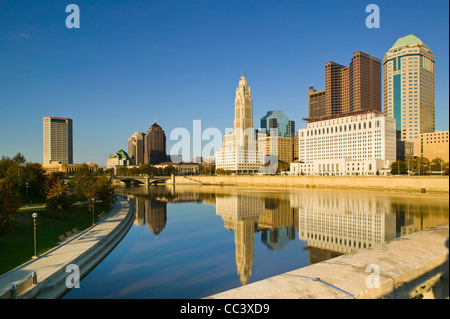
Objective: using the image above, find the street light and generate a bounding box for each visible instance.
[91,198,95,226]
[25,182,30,204]
[32,213,38,259]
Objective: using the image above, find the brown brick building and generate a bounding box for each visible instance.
[308,51,381,120]
[144,122,167,165]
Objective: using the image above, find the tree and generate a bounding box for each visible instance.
[45,172,65,193]
[71,165,113,204]
[163,165,177,176]
[216,169,232,175]
[0,153,47,204]
[391,161,407,175]
[46,178,74,215]
[0,177,21,227]
[93,175,114,204]
[22,162,47,202]
[415,156,430,175]
[71,164,98,200]
[139,164,155,176]
[431,157,444,172]
[443,162,449,175]
[277,162,290,173]
[201,166,215,175]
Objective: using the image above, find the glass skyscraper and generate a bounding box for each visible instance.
[260,110,295,138]
[383,34,435,155]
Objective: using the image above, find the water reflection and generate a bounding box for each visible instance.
[116,186,448,289]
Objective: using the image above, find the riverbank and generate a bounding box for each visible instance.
[0,196,134,299]
[168,175,449,193]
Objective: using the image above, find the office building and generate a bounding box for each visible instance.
[308,86,326,119]
[383,34,435,155]
[43,116,73,164]
[107,149,135,169]
[293,135,299,161]
[128,132,145,165]
[260,110,295,138]
[290,110,396,176]
[307,52,381,120]
[257,134,293,164]
[417,131,449,163]
[144,122,167,165]
[326,51,381,116]
[215,73,263,173]
[42,162,98,174]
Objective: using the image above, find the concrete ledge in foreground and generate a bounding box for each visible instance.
[207,223,449,299]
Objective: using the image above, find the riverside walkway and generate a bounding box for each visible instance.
[0,196,134,299]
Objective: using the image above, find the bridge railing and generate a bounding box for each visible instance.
[0,272,37,299]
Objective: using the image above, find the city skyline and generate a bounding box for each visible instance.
[0,0,448,166]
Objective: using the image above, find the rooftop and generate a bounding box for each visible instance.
[390,34,424,49]
[303,109,383,123]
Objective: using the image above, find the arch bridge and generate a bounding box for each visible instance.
[110,175,170,186]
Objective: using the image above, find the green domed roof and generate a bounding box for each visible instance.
[390,34,423,49]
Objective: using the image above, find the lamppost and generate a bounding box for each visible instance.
[91,198,95,226]
[32,213,38,259]
[25,182,30,204]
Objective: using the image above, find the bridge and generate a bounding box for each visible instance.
[110,175,171,186]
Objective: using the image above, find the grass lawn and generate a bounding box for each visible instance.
[0,201,112,275]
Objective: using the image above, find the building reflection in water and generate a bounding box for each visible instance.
[135,197,167,237]
[119,186,448,287]
[132,187,204,237]
[215,194,264,285]
[290,191,448,264]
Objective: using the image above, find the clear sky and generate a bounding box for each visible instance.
[1,0,448,165]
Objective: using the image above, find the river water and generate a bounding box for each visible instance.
[62,185,448,299]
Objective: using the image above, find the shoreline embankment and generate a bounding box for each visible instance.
[167,175,449,193]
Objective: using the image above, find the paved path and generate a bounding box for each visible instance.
[0,196,134,299]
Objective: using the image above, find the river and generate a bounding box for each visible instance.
[62,185,449,299]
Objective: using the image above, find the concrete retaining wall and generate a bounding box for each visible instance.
[174,175,449,193]
[207,223,449,299]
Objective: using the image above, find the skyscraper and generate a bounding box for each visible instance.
[325,51,381,116]
[383,34,435,155]
[307,52,381,120]
[260,110,295,138]
[43,116,73,164]
[215,73,262,173]
[144,122,167,165]
[128,132,145,165]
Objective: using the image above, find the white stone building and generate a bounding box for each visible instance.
[215,74,263,173]
[290,110,396,176]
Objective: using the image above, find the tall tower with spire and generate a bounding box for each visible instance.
[215,72,262,173]
[234,74,254,134]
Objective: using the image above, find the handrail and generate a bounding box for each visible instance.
[0,272,37,299]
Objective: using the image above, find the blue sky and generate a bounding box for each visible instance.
[0,0,448,165]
